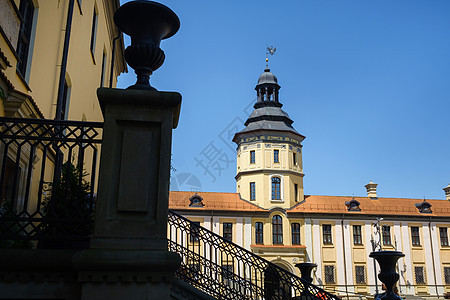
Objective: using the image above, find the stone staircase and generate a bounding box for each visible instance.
[167,210,340,300]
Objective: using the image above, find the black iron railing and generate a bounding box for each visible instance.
[168,210,339,300]
[0,117,102,246]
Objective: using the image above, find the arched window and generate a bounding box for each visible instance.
[291,223,300,245]
[272,215,283,244]
[272,177,281,200]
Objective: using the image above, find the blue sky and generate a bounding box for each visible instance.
[117,0,450,200]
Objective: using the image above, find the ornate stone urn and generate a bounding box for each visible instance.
[295,262,317,299]
[114,0,180,90]
[370,251,405,300]
[295,262,317,284]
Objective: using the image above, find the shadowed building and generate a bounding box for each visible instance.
[0,0,126,224]
[0,0,126,120]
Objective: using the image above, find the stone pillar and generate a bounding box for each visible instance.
[365,180,378,198]
[73,88,182,299]
[443,184,450,201]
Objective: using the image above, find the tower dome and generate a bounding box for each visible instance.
[255,68,280,103]
[233,67,304,141]
[257,68,278,85]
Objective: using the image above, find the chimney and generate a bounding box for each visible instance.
[365,180,378,198]
[444,184,450,201]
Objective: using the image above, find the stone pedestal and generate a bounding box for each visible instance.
[0,249,81,300]
[74,88,182,299]
[73,249,180,300]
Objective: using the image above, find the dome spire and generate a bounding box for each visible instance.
[265,45,276,70]
[256,46,280,103]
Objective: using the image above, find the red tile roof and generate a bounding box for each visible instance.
[289,195,450,217]
[169,191,265,211]
[170,191,450,217]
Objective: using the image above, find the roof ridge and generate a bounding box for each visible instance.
[306,194,443,201]
[170,191,239,195]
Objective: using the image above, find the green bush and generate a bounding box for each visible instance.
[39,161,94,238]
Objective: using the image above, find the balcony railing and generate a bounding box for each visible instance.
[168,210,339,300]
[0,117,102,246]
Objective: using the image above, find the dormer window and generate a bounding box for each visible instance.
[415,201,432,214]
[189,195,204,207]
[345,199,361,211]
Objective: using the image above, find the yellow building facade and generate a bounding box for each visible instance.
[0,0,126,120]
[0,0,125,225]
[170,67,450,299]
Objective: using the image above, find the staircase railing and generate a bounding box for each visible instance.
[168,210,339,300]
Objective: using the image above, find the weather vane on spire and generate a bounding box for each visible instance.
[265,45,276,68]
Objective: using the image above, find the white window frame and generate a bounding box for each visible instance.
[270,174,283,202]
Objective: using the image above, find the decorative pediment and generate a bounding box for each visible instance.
[189,194,204,207]
[345,199,361,211]
[415,201,432,213]
[0,70,43,118]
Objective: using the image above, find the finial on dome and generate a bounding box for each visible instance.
[265,45,276,69]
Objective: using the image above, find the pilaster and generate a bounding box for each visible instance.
[74,88,182,300]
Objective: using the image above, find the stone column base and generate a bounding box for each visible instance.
[73,249,181,300]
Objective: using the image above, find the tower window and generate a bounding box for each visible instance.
[274,150,279,163]
[323,224,332,244]
[223,223,232,241]
[291,223,300,245]
[16,0,35,77]
[382,225,392,246]
[294,183,298,201]
[255,222,263,244]
[293,152,297,165]
[411,227,420,246]
[272,215,283,244]
[271,177,281,200]
[440,227,449,246]
[353,225,362,245]
[250,182,255,200]
[250,150,255,164]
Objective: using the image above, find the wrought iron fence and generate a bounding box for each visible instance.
[168,210,339,300]
[0,117,102,247]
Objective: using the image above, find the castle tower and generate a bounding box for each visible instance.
[233,67,305,209]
